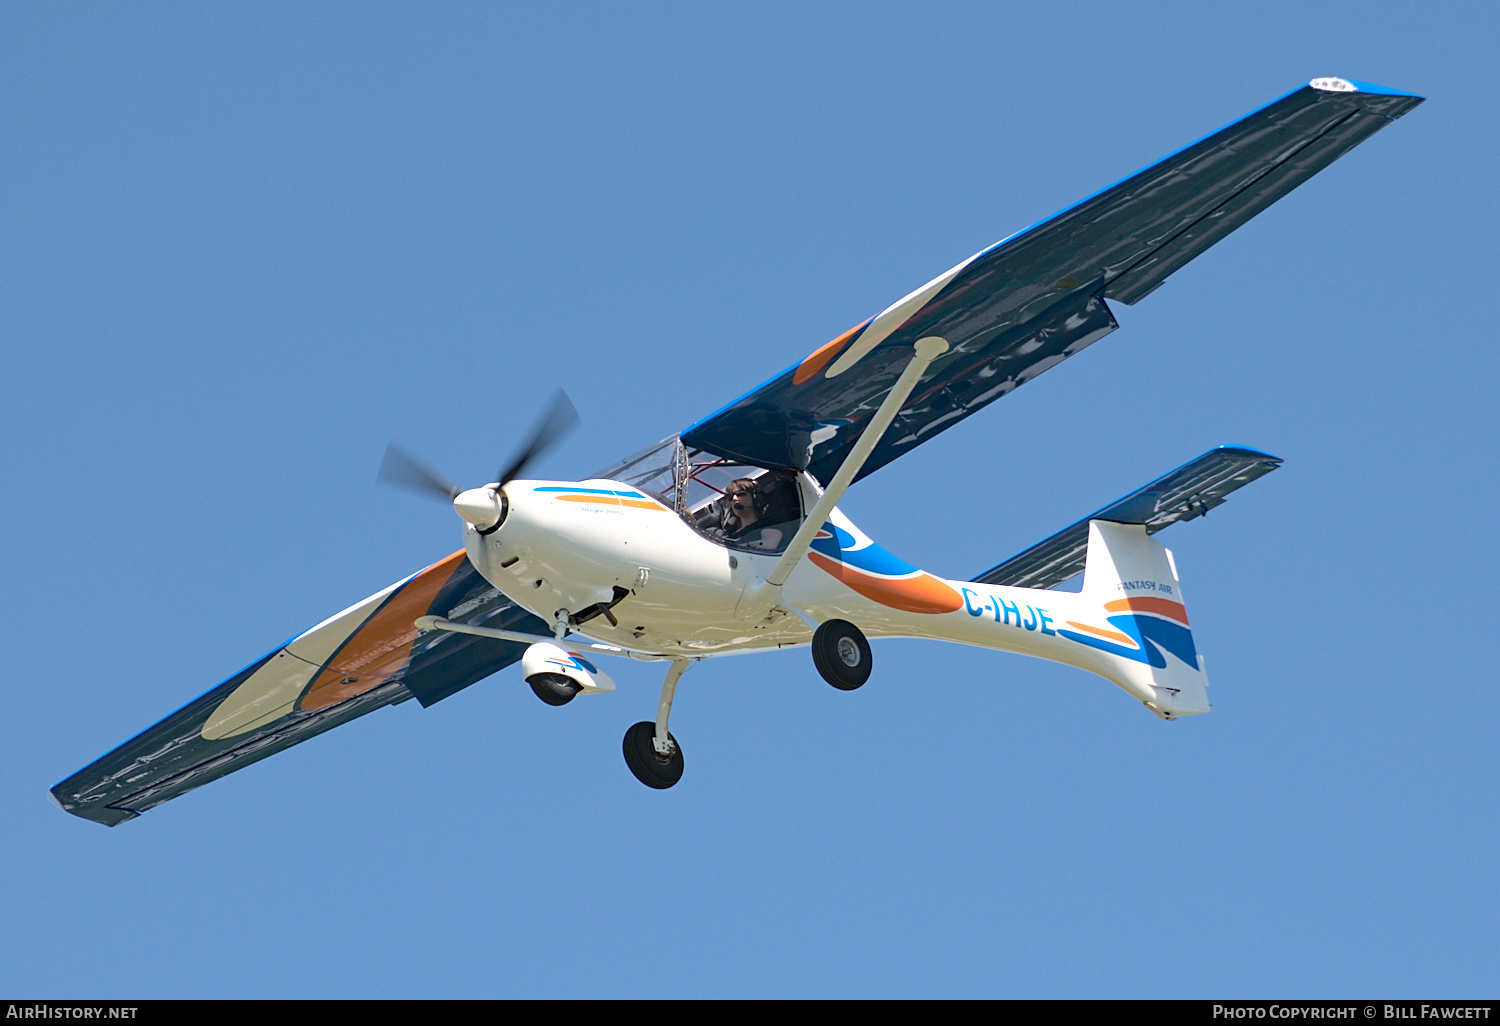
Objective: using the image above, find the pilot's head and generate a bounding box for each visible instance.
[725,478,763,521]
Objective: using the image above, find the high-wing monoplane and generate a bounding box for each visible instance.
[53,78,1422,822]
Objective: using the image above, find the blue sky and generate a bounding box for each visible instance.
[4,2,1496,998]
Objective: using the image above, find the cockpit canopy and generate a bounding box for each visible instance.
[594,436,805,554]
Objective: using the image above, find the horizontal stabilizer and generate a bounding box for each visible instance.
[972,446,1281,590]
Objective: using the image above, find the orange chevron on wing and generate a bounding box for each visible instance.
[299,550,468,711]
[793,319,871,385]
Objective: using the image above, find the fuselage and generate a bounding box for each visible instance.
[462,479,1207,717]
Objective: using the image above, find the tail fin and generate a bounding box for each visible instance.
[1073,520,1209,718]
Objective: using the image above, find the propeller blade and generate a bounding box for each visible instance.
[496,389,580,485]
[378,442,463,500]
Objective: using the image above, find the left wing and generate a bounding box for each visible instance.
[51,553,545,825]
[680,80,1421,484]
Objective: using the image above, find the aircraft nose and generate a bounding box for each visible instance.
[453,487,504,530]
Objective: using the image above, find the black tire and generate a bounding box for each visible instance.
[528,672,581,706]
[812,619,871,690]
[622,720,684,789]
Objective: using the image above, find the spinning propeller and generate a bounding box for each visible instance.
[378,389,579,532]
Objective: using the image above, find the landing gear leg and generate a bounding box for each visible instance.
[623,658,691,789]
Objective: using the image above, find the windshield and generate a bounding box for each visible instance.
[592,436,678,503]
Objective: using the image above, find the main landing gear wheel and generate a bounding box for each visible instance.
[812,619,871,690]
[623,721,684,789]
[527,672,581,706]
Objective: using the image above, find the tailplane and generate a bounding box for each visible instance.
[972,445,1280,590]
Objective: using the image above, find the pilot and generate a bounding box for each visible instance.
[722,478,784,551]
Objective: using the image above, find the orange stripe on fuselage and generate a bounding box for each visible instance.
[1064,621,1137,646]
[552,493,664,511]
[299,550,469,711]
[1103,596,1189,625]
[793,319,870,385]
[807,550,963,614]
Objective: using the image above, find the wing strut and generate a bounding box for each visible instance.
[414,616,672,661]
[743,336,949,613]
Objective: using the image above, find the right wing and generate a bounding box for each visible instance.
[680,80,1420,485]
[50,552,547,826]
[972,446,1283,591]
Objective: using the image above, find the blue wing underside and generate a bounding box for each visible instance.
[680,82,1421,484]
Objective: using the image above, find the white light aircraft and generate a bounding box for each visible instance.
[52,78,1422,822]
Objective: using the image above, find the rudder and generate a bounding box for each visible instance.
[1075,520,1210,718]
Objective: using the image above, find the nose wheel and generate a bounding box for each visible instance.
[527,672,580,706]
[812,619,871,690]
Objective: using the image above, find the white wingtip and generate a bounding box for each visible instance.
[1310,77,1357,93]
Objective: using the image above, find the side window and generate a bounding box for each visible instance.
[683,462,803,554]
[599,440,805,554]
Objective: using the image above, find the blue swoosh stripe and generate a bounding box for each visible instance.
[534,487,647,498]
[809,522,921,578]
